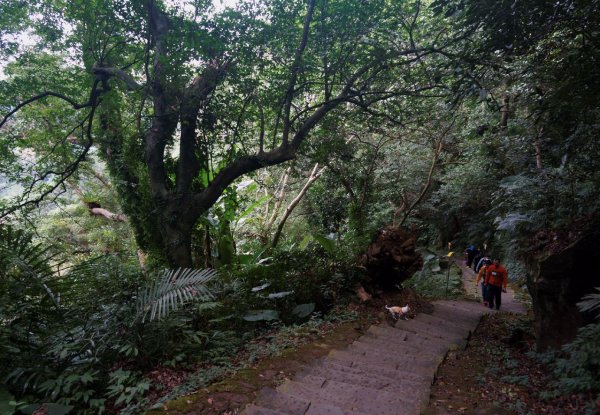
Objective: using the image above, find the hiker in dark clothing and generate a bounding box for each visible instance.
[472,249,484,271]
[465,245,477,267]
[474,254,489,273]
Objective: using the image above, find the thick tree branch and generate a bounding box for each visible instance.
[144,0,177,199]
[177,61,230,193]
[281,0,316,146]
[92,64,147,92]
[192,146,297,214]
[89,207,127,222]
[1,92,93,129]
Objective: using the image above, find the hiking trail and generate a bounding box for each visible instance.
[241,261,526,415]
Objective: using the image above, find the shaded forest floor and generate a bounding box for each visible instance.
[425,311,600,415]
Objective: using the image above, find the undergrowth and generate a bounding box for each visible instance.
[403,249,463,298]
[147,306,360,411]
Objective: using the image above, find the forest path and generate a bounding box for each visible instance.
[241,261,527,415]
[242,300,486,415]
[455,260,527,315]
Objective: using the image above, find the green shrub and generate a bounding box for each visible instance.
[552,323,600,395]
[403,251,462,297]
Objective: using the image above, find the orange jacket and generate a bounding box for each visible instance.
[485,264,508,288]
[475,265,488,285]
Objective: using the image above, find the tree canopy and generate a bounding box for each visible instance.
[2,0,600,413]
[1,0,465,267]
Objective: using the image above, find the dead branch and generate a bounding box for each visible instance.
[266,167,291,232]
[399,121,455,227]
[271,163,325,248]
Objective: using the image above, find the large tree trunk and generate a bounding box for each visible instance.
[162,223,194,268]
[525,220,600,351]
[159,198,199,268]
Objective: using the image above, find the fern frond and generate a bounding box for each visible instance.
[577,287,600,319]
[137,268,217,322]
[0,225,60,309]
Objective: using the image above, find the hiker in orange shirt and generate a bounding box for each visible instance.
[485,258,508,310]
[475,258,491,306]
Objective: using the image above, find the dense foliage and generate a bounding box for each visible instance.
[1,0,599,413]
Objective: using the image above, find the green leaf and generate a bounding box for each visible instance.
[298,234,313,250]
[243,309,279,321]
[237,254,255,265]
[251,282,271,292]
[267,291,293,299]
[0,388,16,415]
[577,287,600,319]
[237,195,271,221]
[313,234,336,255]
[137,268,218,322]
[292,303,315,318]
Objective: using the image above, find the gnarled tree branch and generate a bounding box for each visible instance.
[0,80,102,219]
[0,92,93,129]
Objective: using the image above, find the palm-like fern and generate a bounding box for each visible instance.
[0,225,60,309]
[577,287,600,319]
[137,268,217,322]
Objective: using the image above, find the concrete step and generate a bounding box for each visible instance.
[313,357,430,384]
[295,368,431,392]
[415,310,479,331]
[327,348,434,373]
[365,325,457,357]
[395,317,467,336]
[254,387,310,415]
[243,404,290,414]
[305,402,370,415]
[369,323,462,343]
[329,347,437,370]
[327,350,437,378]
[356,331,449,356]
[367,324,411,341]
[350,336,443,357]
[432,300,487,319]
[394,319,468,345]
[347,340,443,364]
[277,379,421,415]
[295,370,430,403]
[360,333,448,357]
[297,375,432,414]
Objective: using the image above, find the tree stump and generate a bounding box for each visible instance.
[363,226,423,290]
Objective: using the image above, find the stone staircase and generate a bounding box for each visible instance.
[242,300,488,415]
